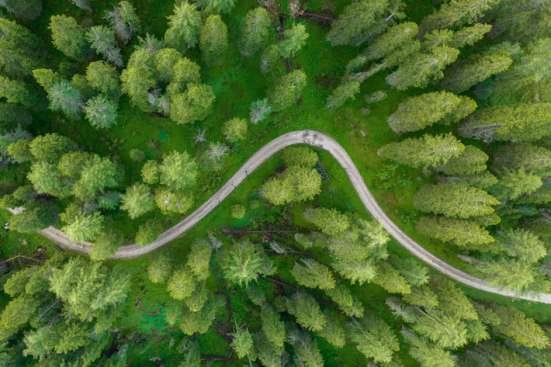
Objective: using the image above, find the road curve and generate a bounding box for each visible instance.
[8,130,551,304]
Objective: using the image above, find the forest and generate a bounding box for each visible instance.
[1,0,551,366]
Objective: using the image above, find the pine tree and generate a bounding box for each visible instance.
[268,70,307,112]
[493,228,546,264]
[170,83,215,124]
[449,23,492,48]
[372,262,411,295]
[278,24,308,59]
[436,145,488,175]
[459,103,551,142]
[221,240,273,286]
[29,133,76,162]
[49,15,89,60]
[47,80,84,120]
[240,7,272,57]
[261,165,321,205]
[179,298,219,335]
[316,310,346,348]
[91,229,125,261]
[230,325,254,359]
[386,46,459,90]
[291,259,335,290]
[72,156,120,200]
[0,19,44,78]
[490,304,550,349]
[477,259,536,291]
[154,188,194,214]
[121,183,155,219]
[365,22,419,61]
[440,50,513,93]
[167,57,201,96]
[415,216,494,247]
[349,316,399,364]
[303,207,350,236]
[86,61,121,98]
[87,26,123,67]
[121,49,157,112]
[402,329,457,367]
[462,341,530,367]
[147,255,172,284]
[419,0,502,35]
[105,1,141,45]
[378,133,465,169]
[135,219,163,245]
[200,15,228,65]
[167,268,197,300]
[186,240,212,281]
[0,0,42,20]
[290,331,324,367]
[493,143,551,177]
[223,117,247,142]
[494,168,543,201]
[198,0,235,14]
[326,80,361,110]
[62,212,104,242]
[159,151,198,191]
[327,0,390,46]
[164,1,202,52]
[261,305,286,349]
[413,182,499,219]
[323,282,364,318]
[388,91,477,133]
[0,76,36,108]
[286,292,326,332]
[84,95,118,129]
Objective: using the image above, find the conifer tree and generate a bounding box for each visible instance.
[106,1,141,45]
[164,1,202,52]
[349,316,399,364]
[268,70,307,112]
[415,216,494,247]
[147,255,172,284]
[87,26,123,67]
[286,292,326,332]
[169,83,215,124]
[436,145,488,175]
[200,15,228,65]
[261,305,286,349]
[121,183,155,219]
[49,15,89,60]
[240,7,272,57]
[291,259,335,290]
[414,182,499,219]
[378,133,465,169]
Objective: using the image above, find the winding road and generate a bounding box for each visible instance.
[8,130,551,304]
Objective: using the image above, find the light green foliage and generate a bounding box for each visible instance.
[493,143,551,177]
[121,49,157,112]
[230,204,246,219]
[159,151,198,190]
[48,80,83,120]
[261,165,321,205]
[402,329,457,367]
[240,7,271,57]
[135,219,164,245]
[349,316,399,364]
[255,333,284,367]
[62,212,104,242]
[167,57,201,96]
[268,70,307,112]
[32,68,61,91]
[420,0,502,35]
[164,1,202,51]
[87,25,123,67]
[86,61,120,98]
[282,146,318,168]
[373,262,411,295]
[462,341,530,367]
[460,103,551,142]
[72,156,120,200]
[436,145,488,175]
[440,51,513,93]
[154,48,182,83]
[48,257,130,321]
[223,118,247,142]
[27,162,69,198]
[291,331,324,367]
[0,19,43,78]
[170,83,215,124]
[291,259,335,290]
[221,240,273,286]
[388,92,477,133]
[121,183,155,219]
[323,282,364,318]
[491,305,550,349]
[8,138,32,162]
[477,259,536,291]
[8,203,56,234]
[414,183,499,219]
[286,292,326,332]
[179,298,219,335]
[326,80,361,110]
[365,22,419,61]
[198,0,235,14]
[186,240,212,281]
[106,1,141,44]
[141,160,159,184]
[494,169,543,200]
[278,24,308,59]
[49,15,89,60]
[416,216,494,247]
[494,229,546,264]
[378,133,465,169]
[0,76,35,108]
[261,305,286,349]
[200,15,228,65]
[386,46,459,90]
[155,188,194,214]
[147,255,172,284]
[167,268,196,300]
[84,95,118,129]
[231,326,254,359]
[316,311,346,348]
[303,207,350,236]
[327,0,390,46]
[0,0,42,20]
[91,229,125,261]
[0,296,38,341]
[450,23,492,48]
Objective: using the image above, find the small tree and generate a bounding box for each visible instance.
[326,80,361,110]
[29,133,76,162]
[415,216,494,247]
[62,212,104,242]
[286,292,326,332]
[167,268,197,300]
[221,240,273,287]
[278,24,308,59]
[87,26,123,67]
[164,1,202,52]
[47,80,84,120]
[49,15,89,60]
[240,7,271,57]
[250,98,272,124]
[436,145,488,175]
[86,61,120,98]
[84,95,118,129]
[147,255,172,284]
[199,15,228,65]
[105,1,141,44]
[155,188,194,214]
[121,183,155,219]
[269,70,307,112]
[135,219,164,245]
[198,0,236,14]
[291,259,335,290]
[169,83,215,124]
[223,118,248,143]
[159,151,198,191]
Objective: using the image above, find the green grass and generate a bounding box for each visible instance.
[2,0,551,365]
